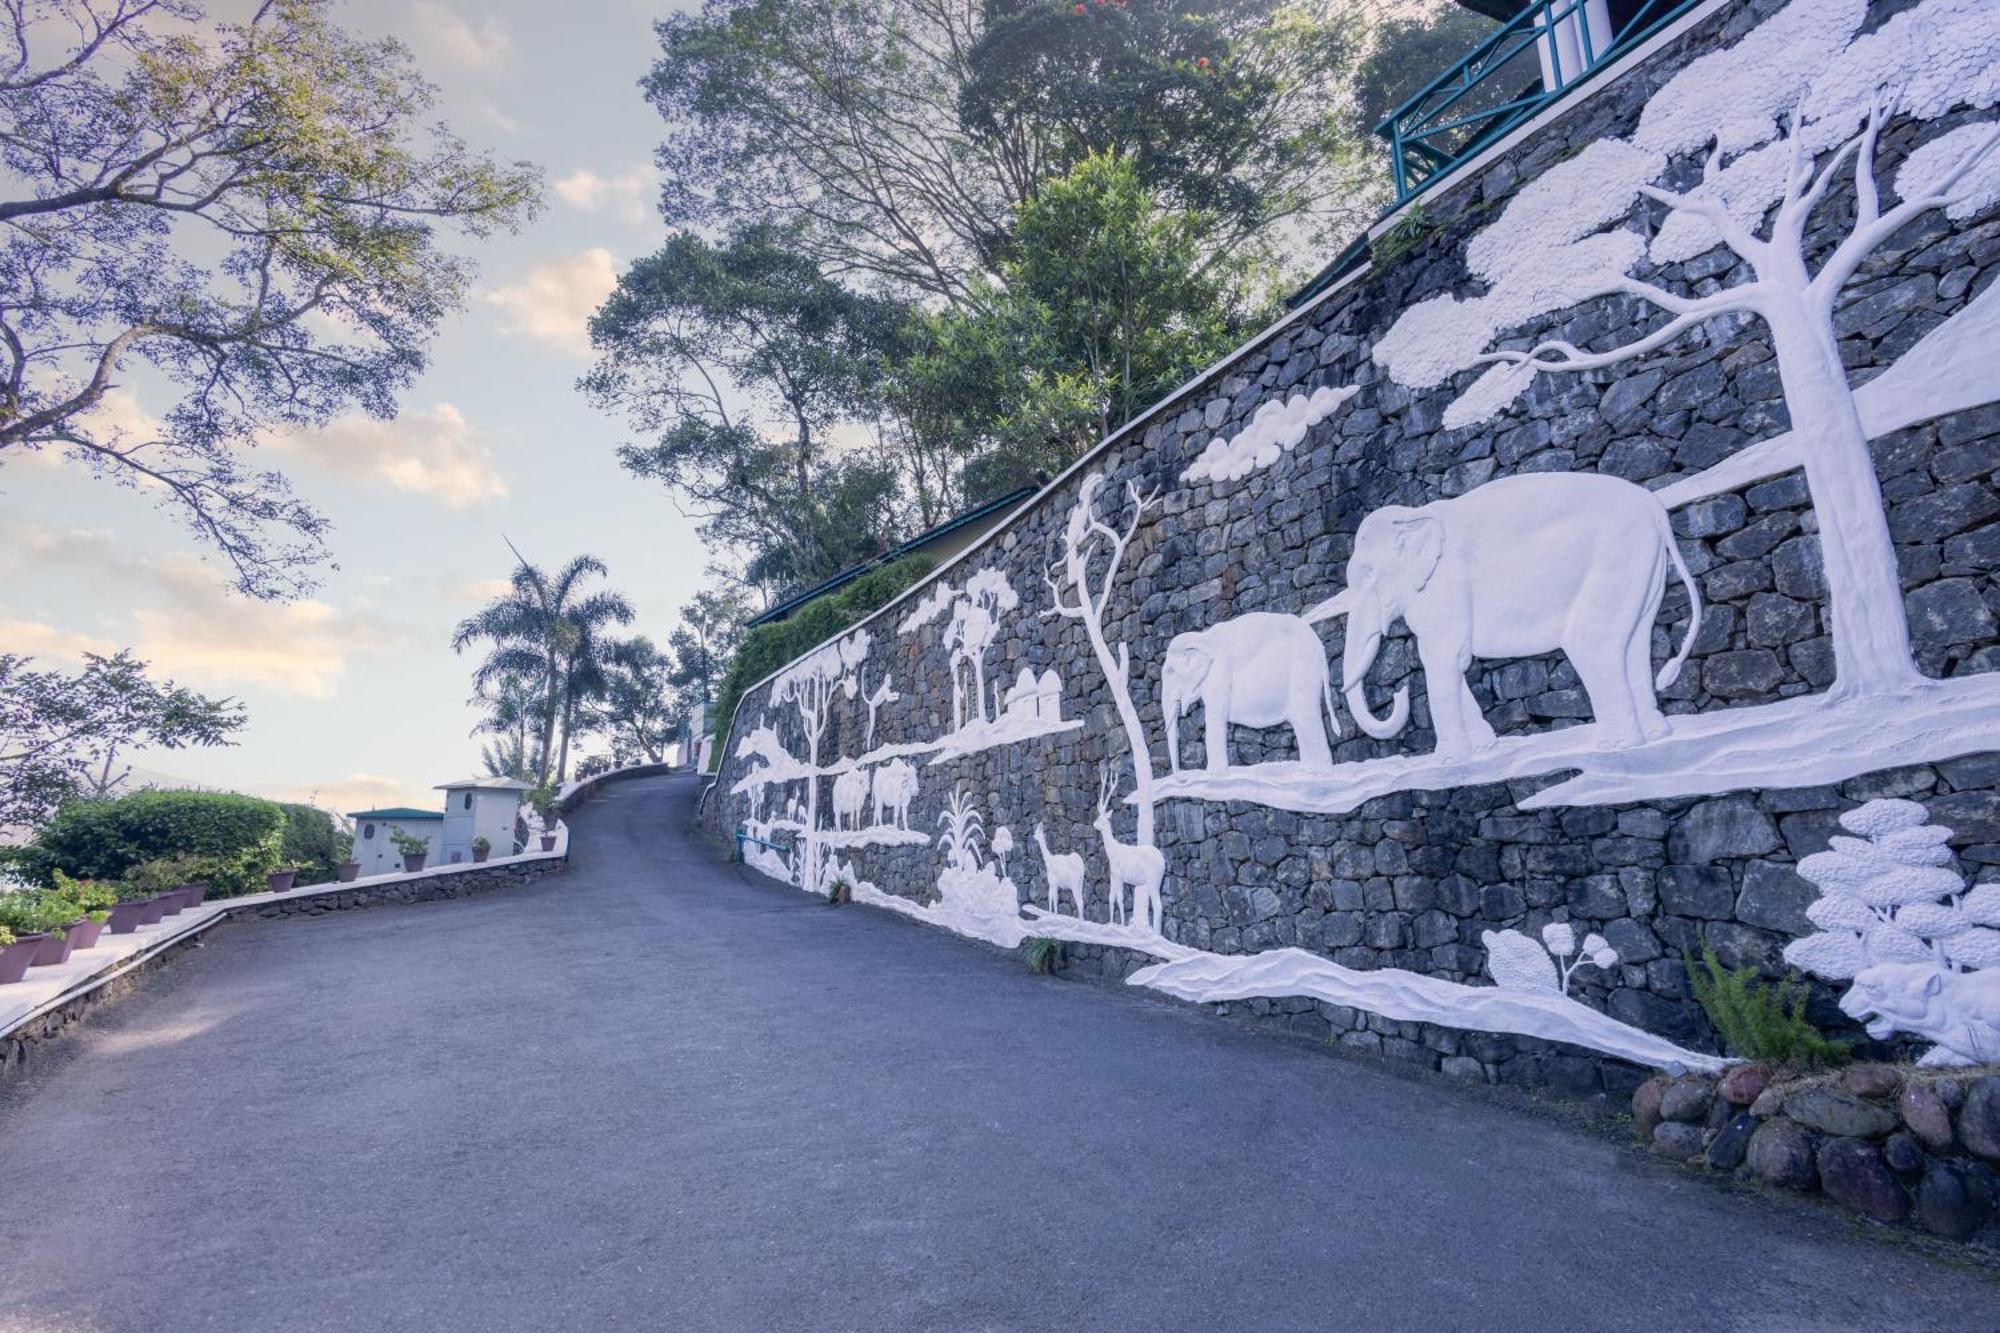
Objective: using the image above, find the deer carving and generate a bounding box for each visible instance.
[1094,764,1164,934]
[1033,821,1087,917]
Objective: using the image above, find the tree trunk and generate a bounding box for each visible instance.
[1766,294,1924,696]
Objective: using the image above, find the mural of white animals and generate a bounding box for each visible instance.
[1161,613,1343,772]
[832,767,871,831]
[1033,822,1087,917]
[870,759,919,831]
[1093,765,1165,936]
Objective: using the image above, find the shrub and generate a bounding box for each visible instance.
[0,891,78,936]
[1024,936,1064,975]
[389,828,432,858]
[710,554,936,770]
[50,870,115,912]
[1686,942,1851,1069]
[278,803,345,884]
[18,789,285,898]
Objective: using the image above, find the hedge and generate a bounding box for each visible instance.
[279,802,348,885]
[16,789,286,898]
[710,554,936,770]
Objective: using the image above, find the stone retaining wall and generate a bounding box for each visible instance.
[704,0,2000,1112]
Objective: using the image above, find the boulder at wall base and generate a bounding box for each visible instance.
[1959,1076,2000,1163]
[1747,1117,1817,1191]
[1915,1158,1997,1240]
[1784,1086,1901,1139]
[1898,1083,1956,1151]
[1659,1079,1714,1124]
[1882,1132,1925,1175]
[1706,1112,1759,1171]
[1653,1121,1706,1159]
[1633,1075,1669,1140]
[1817,1138,1910,1223]
[1841,1063,1901,1100]
[1719,1063,1770,1107]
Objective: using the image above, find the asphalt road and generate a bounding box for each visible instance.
[0,772,1993,1331]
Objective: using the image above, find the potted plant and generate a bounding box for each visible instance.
[471,835,491,864]
[337,857,362,882]
[22,901,78,966]
[266,865,299,894]
[528,788,559,851]
[182,880,211,908]
[390,828,430,872]
[0,926,42,985]
[53,874,115,949]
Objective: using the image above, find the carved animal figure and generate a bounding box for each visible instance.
[1304,472,1700,759]
[1033,822,1087,916]
[1094,767,1165,933]
[1161,613,1341,772]
[1840,962,2000,1066]
[831,767,871,831]
[870,759,920,829]
[864,674,899,748]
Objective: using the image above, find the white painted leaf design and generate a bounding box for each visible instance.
[1483,929,1560,993]
[1783,931,1866,980]
[1944,926,2000,970]
[1806,896,1873,931]
[1864,922,1934,964]
[1961,884,2000,926]
[1894,902,1967,938]
[1839,798,1929,838]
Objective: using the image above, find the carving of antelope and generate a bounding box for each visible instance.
[1094,765,1164,934]
[1033,822,1087,917]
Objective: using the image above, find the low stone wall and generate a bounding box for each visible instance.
[239,856,565,920]
[1637,1065,2000,1246]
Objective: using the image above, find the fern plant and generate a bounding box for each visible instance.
[1024,936,1063,975]
[825,877,852,906]
[1684,942,1850,1069]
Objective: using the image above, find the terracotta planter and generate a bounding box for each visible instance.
[138,896,170,926]
[472,848,490,863]
[67,918,105,951]
[401,853,427,873]
[106,901,151,934]
[267,869,298,894]
[31,929,74,967]
[337,861,361,882]
[0,937,45,984]
[539,833,557,852]
[157,888,188,917]
[181,882,209,909]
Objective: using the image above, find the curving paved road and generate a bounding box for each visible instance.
[0,773,1993,1331]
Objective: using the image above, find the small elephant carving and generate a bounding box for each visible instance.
[1305,472,1700,760]
[1161,612,1342,772]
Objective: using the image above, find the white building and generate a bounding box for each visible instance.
[435,777,533,864]
[348,807,443,876]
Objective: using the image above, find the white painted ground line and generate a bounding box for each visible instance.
[0,828,569,1043]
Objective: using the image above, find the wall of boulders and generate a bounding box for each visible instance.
[1637,1064,2000,1243]
[704,0,2000,1191]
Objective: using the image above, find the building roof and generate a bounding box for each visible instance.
[347,807,444,821]
[433,776,535,792]
[747,484,1037,628]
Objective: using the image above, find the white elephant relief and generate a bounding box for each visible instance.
[1161,613,1342,772]
[1306,472,1701,760]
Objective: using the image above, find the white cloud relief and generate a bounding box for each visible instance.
[483,248,619,357]
[274,403,508,509]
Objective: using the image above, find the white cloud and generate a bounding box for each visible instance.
[2,532,403,700]
[555,165,655,225]
[274,404,507,509]
[408,2,512,73]
[253,774,438,817]
[482,248,618,357]
[0,617,117,662]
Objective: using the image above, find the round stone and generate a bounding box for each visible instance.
[1816,1138,1909,1222]
[1747,1117,1817,1191]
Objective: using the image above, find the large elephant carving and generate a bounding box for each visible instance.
[1304,473,1701,760]
[1161,613,1342,771]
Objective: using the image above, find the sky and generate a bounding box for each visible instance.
[2,0,713,816]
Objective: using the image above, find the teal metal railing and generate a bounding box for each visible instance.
[1375,0,1701,205]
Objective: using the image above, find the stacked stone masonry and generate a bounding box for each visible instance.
[706,0,2000,1111]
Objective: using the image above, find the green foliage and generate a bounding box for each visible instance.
[19,789,284,899]
[710,555,937,766]
[1369,202,1433,270]
[50,871,116,913]
[121,855,203,900]
[1024,936,1064,975]
[825,876,852,905]
[471,836,492,856]
[279,804,344,885]
[1685,943,1851,1069]
[0,893,77,937]
[389,828,432,858]
[0,0,540,597]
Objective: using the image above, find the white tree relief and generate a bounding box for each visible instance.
[1181,384,1359,485]
[893,565,1077,761]
[1784,798,2000,1065]
[763,630,868,892]
[1485,923,1620,997]
[1045,471,1161,848]
[1377,0,2000,700]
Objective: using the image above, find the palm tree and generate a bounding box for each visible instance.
[453,546,632,787]
[471,671,538,781]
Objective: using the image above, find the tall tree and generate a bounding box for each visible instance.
[666,587,748,725]
[0,0,541,598]
[452,551,632,787]
[593,637,682,766]
[0,651,244,830]
[470,672,540,782]
[581,227,909,595]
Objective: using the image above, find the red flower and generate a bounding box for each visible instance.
[1196,56,1210,68]
[1072,3,1085,11]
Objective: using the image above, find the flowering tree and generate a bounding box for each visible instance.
[1373,0,2000,699]
[1045,471,1160,845]
[1785,798,2000,978]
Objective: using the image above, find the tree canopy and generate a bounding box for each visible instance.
[0,0,541,598]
